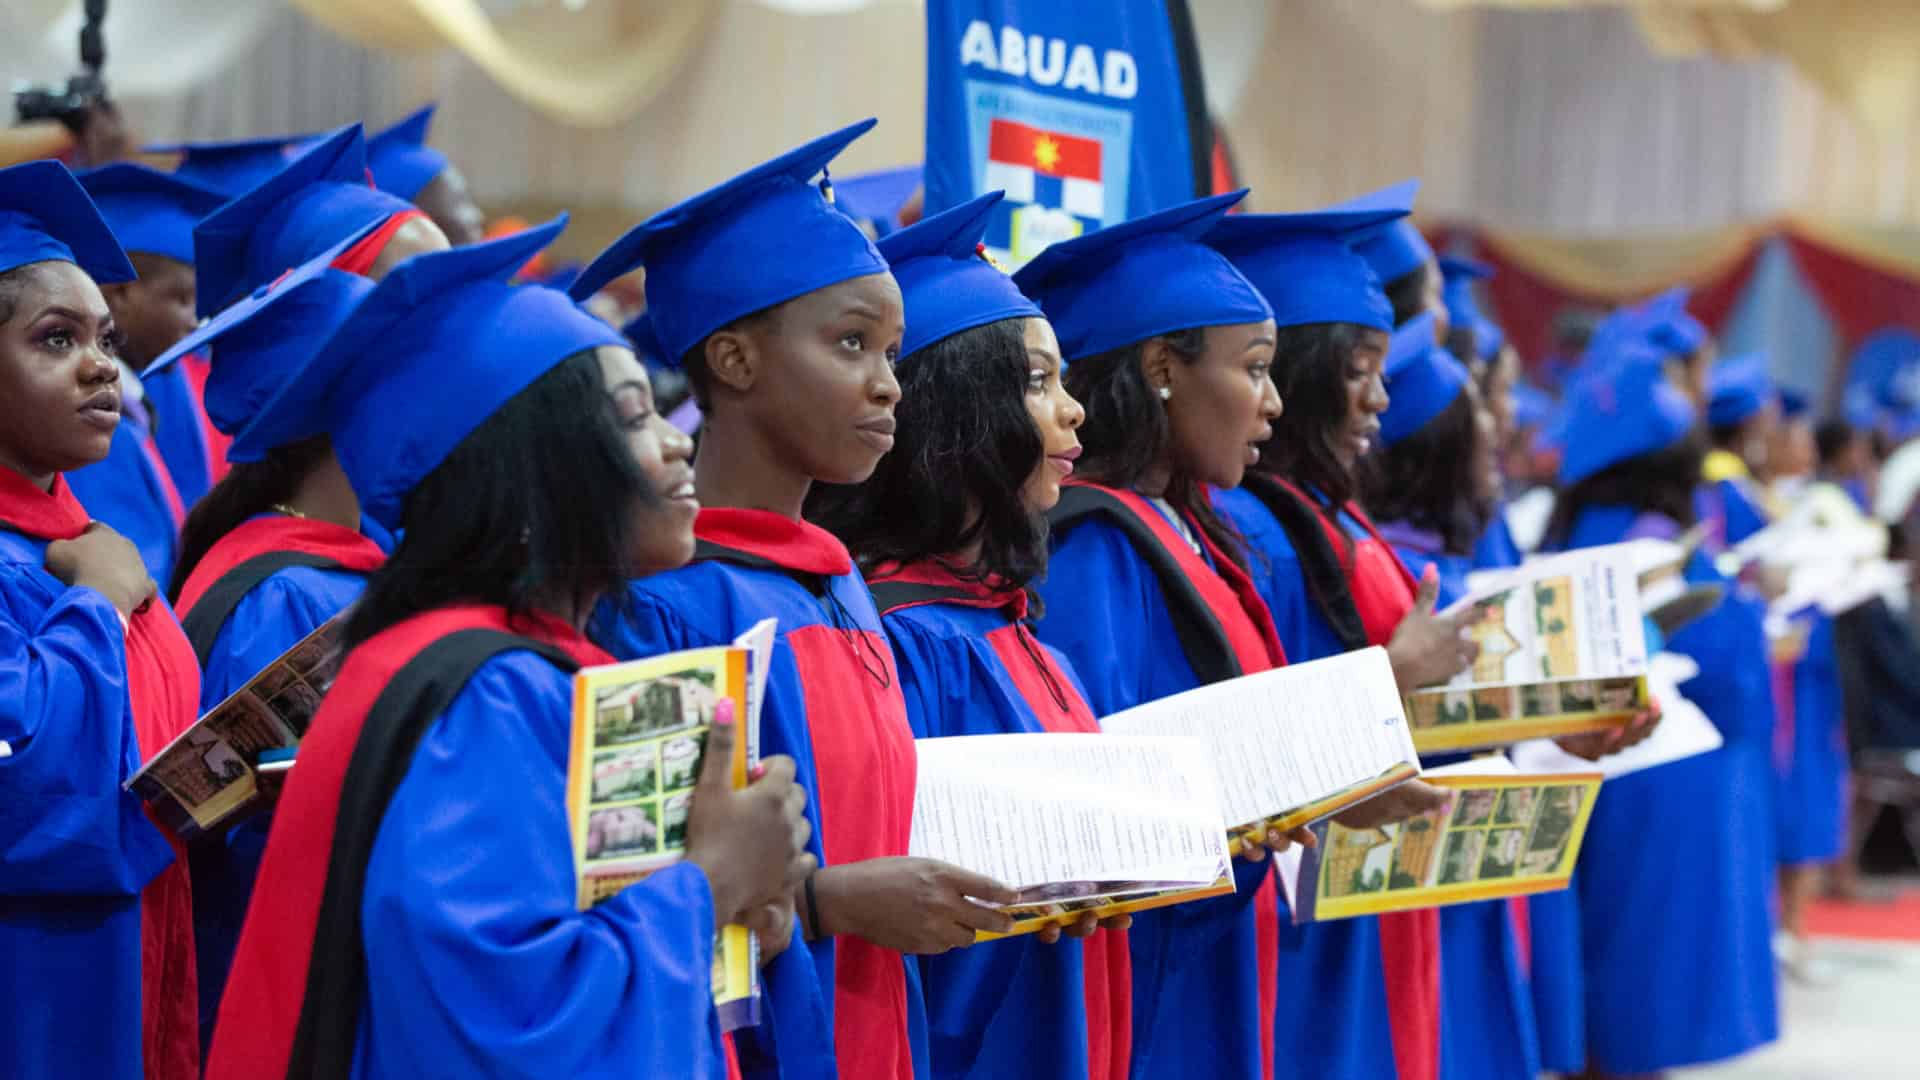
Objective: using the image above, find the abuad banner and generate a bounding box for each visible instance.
[923,0,1214,267]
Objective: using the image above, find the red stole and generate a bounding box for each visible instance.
[870,560,1129,1079]
[0,469,203,1080]
[697,508,920,1080]
[175,515,388,616]
[1278,479,1441,1080]
[1066,482,1284,1080]
[180,353,233,484]
[207,605,610,1078]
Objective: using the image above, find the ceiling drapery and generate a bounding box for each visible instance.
[286,0,718,127]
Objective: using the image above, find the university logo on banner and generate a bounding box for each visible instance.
[923,2,1210,267]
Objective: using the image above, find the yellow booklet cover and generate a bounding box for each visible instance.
[1408,545,1650,754]
[563,619,775,1031]
[1281,756,1602,922]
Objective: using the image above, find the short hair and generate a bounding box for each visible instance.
[1543,431,1706,550]
[1814,418,1858,468]
[1066,326,1249,570]
[808,317,1049,602]
[1361,389,1493,555]
[344,348,651,648]
[1253,321,1373,509]
[1383,264,1429,329]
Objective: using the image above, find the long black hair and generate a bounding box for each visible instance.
[807,317,1050,599]
[344,349,650,648]
[1254,321,1372,509]
[168,436,331,601]
[1361,390,1493,555]
[1065,326,1248,571]
[1542,432,1705,551]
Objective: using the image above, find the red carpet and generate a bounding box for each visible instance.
[1806,888,1920,943]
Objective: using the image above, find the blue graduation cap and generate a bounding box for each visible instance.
[367,105,451,201]
[77,163,228,266]
[1705,352,1774,429]
[1205,184,1408,333]
[878,190,1041,359]
[1380,312,1469,447]
[146,133,311,197]
[835,164,923,237]
[568,119,890,365]
[193,123,418,316]
[1439,256,1504,360]
[622,309,665,365]
[143,220,382,463]
[0,159,135,283]
[259,216,626,530]
[1342,180,1432,286]
[1558,347,1697,485]
[1013,190,1271,363]
[1641,287,1709,359]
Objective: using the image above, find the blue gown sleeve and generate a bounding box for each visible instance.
[1033,521,1155,717]
[197,568,365,711]
[0,571,174,897]
[356,650,726,1079]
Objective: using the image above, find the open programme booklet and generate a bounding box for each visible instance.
[1408,544,1651,753]
[1101,646,1423,856]
[910,732,1235,939]
[1277,755,1603,923]
[127,613,346,839]
[563,618,775,1032]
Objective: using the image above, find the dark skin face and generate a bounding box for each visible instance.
[599,345,699,573]
[0,262,123,487]
[99,253,195,371]
[1332,328,1392,471]
[1141,319,1282,493]
[413,167,486,248]
[697,272,906,517]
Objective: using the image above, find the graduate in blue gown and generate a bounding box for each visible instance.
[1365,318,1543,1080]
[64,414,185,583]
[806,192,1134,1080]
[1207,188,1465,1080]
[1701,353,1778,549]
[1010,190,1300,1080]
[75,164,230,508]
[585,120,1022,1080]
[207,221,813,1079]
[1539,350,1779,1075]
[0,159,204,1080]
[136,225,392,1050]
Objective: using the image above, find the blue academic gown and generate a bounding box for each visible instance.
[143,363,216,509]
[1386,529,1543,1080]
[2,520,177,1080]
[1549,505,1779,1073]
[1213,485,1411,1080]
[187,553,371,1054]
[1032,508,1276,1080]
[593,510,925,1080]
[66,419,182,586]
[350,647,725,1078]
[877,573,1126,1080]
[1775,613,1847,865]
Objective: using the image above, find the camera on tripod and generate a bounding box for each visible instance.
[12,1,110,133]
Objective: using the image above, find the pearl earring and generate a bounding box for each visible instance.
[1158,386,1172,401]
